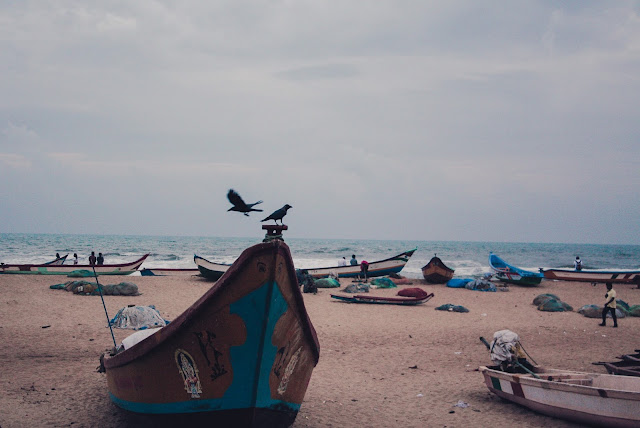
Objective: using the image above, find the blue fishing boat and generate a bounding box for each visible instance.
[489,253,543,286]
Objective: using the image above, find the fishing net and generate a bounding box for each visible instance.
[343,283,370,293]
[537,299,573,312]
[578,305,626,318]
[370,277,396,288]
[435,304,469,313]
[109,305,170,330]
[465,279,496,292]
[532,293,561,306]
[315,278,340,288]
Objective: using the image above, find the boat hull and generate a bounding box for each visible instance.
[305,249,416,279]
[421,256,454,283]
[331,293,433,305]
[489,253,543,286]
[140,268,200,277]
[481,366,640,427]
[193,255,231,280]
[0,255,148,275]
[104,241,319,427]
[543,269,640,283]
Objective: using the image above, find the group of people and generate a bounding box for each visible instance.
[337,254,369,281]
[88,251,105,265]
[58,252,105,265]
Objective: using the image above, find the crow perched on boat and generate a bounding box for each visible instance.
[226,189,263,216]
[261,204,292,225]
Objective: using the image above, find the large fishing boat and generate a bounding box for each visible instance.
[101,226,320,427]
[0,254,148,275]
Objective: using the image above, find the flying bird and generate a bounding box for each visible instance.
[261,204,292,225]
[227,189,263,216]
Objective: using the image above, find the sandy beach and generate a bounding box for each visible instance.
[0,273,638,428]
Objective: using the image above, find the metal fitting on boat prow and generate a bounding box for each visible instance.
[262,224,288,242]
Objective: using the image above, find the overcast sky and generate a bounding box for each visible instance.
[1,1,639,244]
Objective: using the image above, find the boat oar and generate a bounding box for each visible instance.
[92,267,117,351]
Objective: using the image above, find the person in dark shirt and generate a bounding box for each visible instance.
[89,251,97,265]
[97,253,104,265]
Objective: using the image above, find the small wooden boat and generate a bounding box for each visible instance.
[45,254,68,265]
[305,249,416,279]
[140,268,200,276]
[330,292,434,306]
[421,254,454,283]
[0,254,149,275]
[193,255,231,280]
[542,268,640,284]
[102,235,319,427]
[489,253,543,286]
[595,351,640,377]
[481,365,640,427]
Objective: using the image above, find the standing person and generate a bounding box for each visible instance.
[600,282,618,328]
[360,260,369,283]
[338,257,347,267]
[574,256,582,271]
[89,251,97,265]
[97,252,104,265]
[73,253,78,265]
[56,253,60,259]
[350,255,358,266]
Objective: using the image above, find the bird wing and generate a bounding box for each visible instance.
[227,189,249,210]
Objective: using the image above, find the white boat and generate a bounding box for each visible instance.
[480,365,640,427]
[305,249,416,279]
[0,255,149,275]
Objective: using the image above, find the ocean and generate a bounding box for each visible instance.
[1,233,639,279]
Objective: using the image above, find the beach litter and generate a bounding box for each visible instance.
[453,400,469,408]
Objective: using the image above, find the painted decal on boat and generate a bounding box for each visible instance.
[175,349,202,398]
[277,347,301,395]
[194,330,228,381]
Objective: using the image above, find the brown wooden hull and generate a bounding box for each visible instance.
[421,256,454,283]
[102,240,319,427]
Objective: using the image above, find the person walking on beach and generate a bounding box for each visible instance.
[350,255,358,266]
[338,257,347,267]
[73,253,78,265]
[600,282,618,328]
[574,256,582,271]
[89,251,97,265]
[97,252,104,265]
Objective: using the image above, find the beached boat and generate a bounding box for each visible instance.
[193,255,231,280]
[421,254,454,283]
[0,254,149,275]
[330,292,434,306]
[489,253,543,286]
[480,365,640,427]
[101,236,320,427]
[45,254,68,265]
[305,249,416,279]
[542,268,640,284]
[140,268,200,277]
[595,352,640,377]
